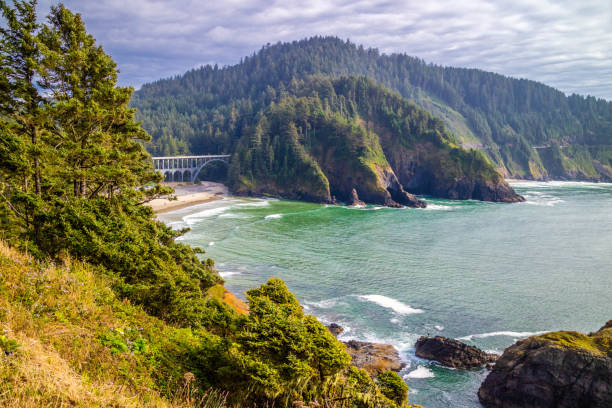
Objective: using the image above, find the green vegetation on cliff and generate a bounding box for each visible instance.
[229,75,521,204]
[132,36,612,181]
[479,322,612,407]
[0,2,419,407]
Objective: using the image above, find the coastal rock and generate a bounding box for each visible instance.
[343,339,405,376]
[415,336,498,368]
[478,321,612,408]
[326,323,344,337]
[347,189,365,207]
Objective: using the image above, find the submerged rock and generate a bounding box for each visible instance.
[414,336,498,368]
[478,321,612,408]
[343,339,405,376]
[326,323,344,337]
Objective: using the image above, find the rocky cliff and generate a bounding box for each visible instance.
[478,321,612,408]
[228,76,523,207]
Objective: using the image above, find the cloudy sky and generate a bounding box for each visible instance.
[37,0,612,99]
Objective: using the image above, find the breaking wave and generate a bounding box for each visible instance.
[405,366,435,379]
[358,295,424,315]
[458,330,549,341]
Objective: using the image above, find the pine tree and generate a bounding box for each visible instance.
[0,0,47,245]
[37,5,165,200]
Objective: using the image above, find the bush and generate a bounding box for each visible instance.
[378,371,409,407]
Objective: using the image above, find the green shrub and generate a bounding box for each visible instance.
[378,371,409,407]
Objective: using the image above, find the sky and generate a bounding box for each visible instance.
[36,0,612,99]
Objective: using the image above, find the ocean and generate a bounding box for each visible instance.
[158,181,612,407]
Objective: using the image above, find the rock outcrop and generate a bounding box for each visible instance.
[414,336,498,368]
[326,323,344,337]
[343,339,405,376]
[347,189,366,207]
[478,321,612,408]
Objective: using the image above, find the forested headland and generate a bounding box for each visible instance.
[0,2,421,407]
[132,36,612,183]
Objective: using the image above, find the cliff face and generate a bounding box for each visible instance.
[229,76,523,207]
[478,321,612,408]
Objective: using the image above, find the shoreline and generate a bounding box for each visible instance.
[147,182,228,214]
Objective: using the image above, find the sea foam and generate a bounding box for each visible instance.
[219,271,241,278]
[458,330,548,341]
[182,206,229,224]
[405,366,435,379]
[358,295,424,315]
[423,204,452,211]
[265,213,283,219]
[236,199,271,207]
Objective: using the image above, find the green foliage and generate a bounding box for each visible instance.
[378,371,409,407]
[0,333,19,354]
[36,196,223,327]
[191,278,351,405]
[100,328,149,355]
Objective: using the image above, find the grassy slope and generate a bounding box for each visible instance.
[0,241,231,407]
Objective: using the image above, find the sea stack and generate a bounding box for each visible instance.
[414,336,498,369]
[478,321,612,407]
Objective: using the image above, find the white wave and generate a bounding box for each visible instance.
[458,330,548,341]
[390,318,400,324]
[265,213,282,219]
[522,192,564,207]
[405,366,434,379]
[182,206,229,223]
[423,204,452,211]
[358,295,424,315]
[304,298,340,309]
[510,180,612,189]
[219,271,241,278]
[218,212,249,219]
[235,200,271,207]
[434,325,444,331]
[208,242,215,246]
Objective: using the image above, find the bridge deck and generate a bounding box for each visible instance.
[152,155,230,160]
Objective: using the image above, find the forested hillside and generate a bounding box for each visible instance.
[227,75,522,205]
[132,36,612,181]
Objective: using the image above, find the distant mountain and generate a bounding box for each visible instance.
[132,37,612,188]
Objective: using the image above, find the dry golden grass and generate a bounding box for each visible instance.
[0,241,226,408]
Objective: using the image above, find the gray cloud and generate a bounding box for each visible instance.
[36,0,612,99]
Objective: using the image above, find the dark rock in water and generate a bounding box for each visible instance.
[327,323,344,337]
[343,339,405,375]
[414,336,498,369]
[347,188,366,207]
[478,321,612,408]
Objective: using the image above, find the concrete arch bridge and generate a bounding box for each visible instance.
[152,155,231,183]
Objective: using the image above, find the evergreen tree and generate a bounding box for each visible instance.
[0,0,47,245]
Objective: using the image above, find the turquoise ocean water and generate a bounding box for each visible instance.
[158,181,612,407]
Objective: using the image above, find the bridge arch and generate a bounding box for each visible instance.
[191,159,228,183]
[173,170,183,182]
[164,171,172,182]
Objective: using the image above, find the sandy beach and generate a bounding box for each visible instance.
[147,182,228,214]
